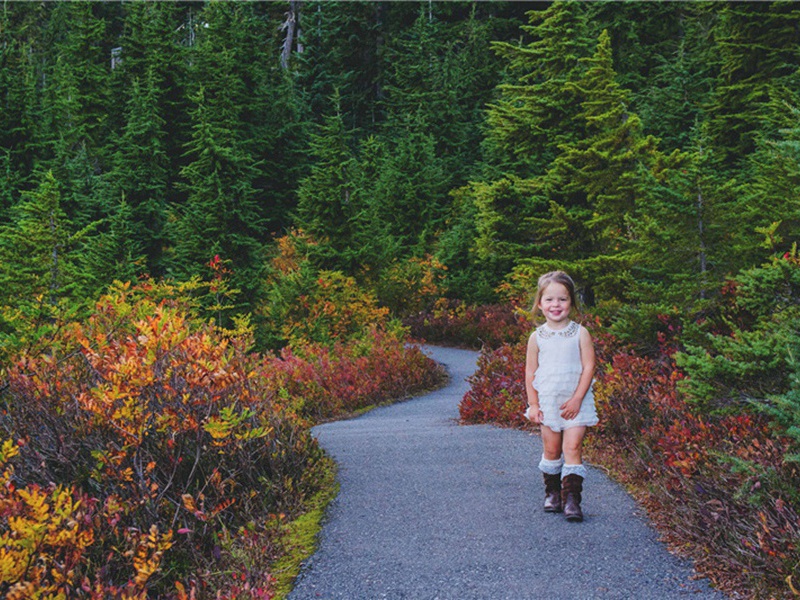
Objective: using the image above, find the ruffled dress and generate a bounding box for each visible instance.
[532,320,598,432]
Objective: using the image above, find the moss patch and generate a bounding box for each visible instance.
[271,455,339,599]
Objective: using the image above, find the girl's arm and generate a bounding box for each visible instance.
[525,332,543,423]
[559,327,596,420]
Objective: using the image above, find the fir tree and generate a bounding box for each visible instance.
[75,198,146,298]
[0,172,94,353]
[102,70,170,277]
[294,93,362,272]
[706,2,800,170]
[484,2,595,178]
[39,2,111,227]
[170,2,267,304]
[364,114,448,258]
[514,29,672,302]
[297,1,382,131]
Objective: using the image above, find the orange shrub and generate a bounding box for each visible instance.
[1,278,445,597]
[259,231,390,350]
[2,282,322,596]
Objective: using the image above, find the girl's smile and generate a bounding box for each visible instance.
[538,282,572,327]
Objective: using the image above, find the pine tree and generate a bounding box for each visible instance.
[484,2,596,178]
[100,70,170,277]
[363,114,448,258]
[706,2,800,171]
[39,2,112,227]
[170,2,267,304]
[0,172,94,355]
[513,29,672,302]
[297,1,382,131]
[0,2,45,212]
[294,93,362,272]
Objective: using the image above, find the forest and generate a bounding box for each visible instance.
[1,1,800,598]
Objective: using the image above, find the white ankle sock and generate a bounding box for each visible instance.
[562,463,587,479]
[538,454,564,475]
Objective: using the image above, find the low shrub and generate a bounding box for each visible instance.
[404,298,530,349]
[257,231,390,351]
[459,342,530,428]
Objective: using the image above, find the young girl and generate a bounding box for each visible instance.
[524,270,598,522]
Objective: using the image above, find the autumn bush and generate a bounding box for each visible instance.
[257,231,393,351]
[404,298,530,349]
[373,255,447,318]
[0,279,444,598]
[460,342,530,428]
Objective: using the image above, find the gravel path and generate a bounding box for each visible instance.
[288,346,725,600]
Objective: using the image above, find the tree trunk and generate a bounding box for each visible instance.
[281,0,301,69]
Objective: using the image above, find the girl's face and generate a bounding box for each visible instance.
[538,282,572,326]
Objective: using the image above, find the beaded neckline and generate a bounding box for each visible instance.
[537,320,580,339]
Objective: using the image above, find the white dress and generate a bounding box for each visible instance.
[532,320,598,432]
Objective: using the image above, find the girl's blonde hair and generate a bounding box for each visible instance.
[532,270,578,320]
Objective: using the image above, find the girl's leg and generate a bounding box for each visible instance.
[540,425,563,461]
[561,426,586,465]
[561,426,587,522]
[538,426,564,512]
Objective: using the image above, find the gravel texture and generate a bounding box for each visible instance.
[288,346,725,600]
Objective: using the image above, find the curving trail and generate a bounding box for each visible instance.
[289,346,724,600]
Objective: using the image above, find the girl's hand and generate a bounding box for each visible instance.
[525,405,543,424]
[559,397,582,421]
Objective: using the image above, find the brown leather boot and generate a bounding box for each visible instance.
[543,473,562,512]
[561,474,584,522]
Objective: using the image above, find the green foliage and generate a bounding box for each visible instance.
[757,349,800,465]
[676,251,800,411]
[293,94,362,272]
[0,172,96,361]
[705,2,800,171]
[484,2,595,178]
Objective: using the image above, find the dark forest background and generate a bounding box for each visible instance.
[4,1,799,345]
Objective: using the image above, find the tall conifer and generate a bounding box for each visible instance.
[170,2,265,303]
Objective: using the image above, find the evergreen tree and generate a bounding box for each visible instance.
[110,1,190,187]
[0,172,93,352]
[513,29,672,302]
[0,2,45,212]
[297,1,382,131]
[39,2,112,227]
[103,70,170,276]
[380,6,499,188]
[75,198,146,298]
[363,114,449,258]
[730,102,800,266]
[170,2,267,304]
[706,2,800,171]
[634,4,718,152]
[484,2,595,178]
[294,93,362,272]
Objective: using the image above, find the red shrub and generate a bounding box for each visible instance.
[405,299,530,349]
[459,343,530,429]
